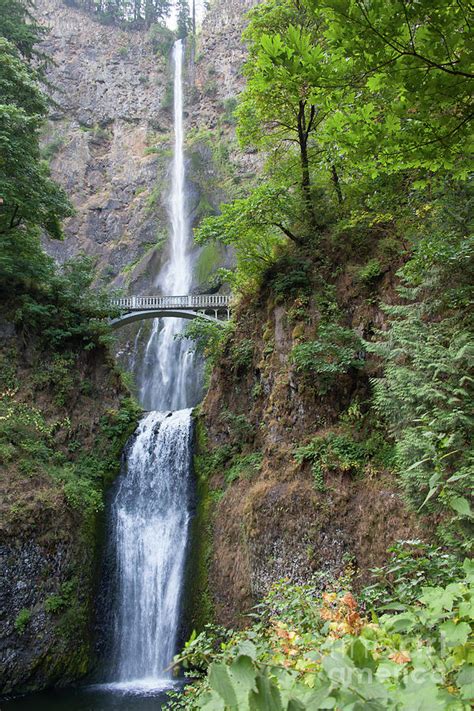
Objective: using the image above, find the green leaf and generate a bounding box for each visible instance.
[439,620,471,647]
[383,613,417,633]
[236,641,258,660]
[449,496,473,518]
[198,693,226,710]
[229,654,258,699]
[347,639,377,671]
[209,663,238,708]
[456,665,474,701]
[463,558,474,582]
[287,699,306,711]
[249,673,283,711]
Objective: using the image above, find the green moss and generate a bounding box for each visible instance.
[15,609,32,634]
[41,135,65,160]
[230,338,254,371]
[291,323,364,393]
[195,242,221,285]
[224,452,263,484]
[182,416,215,633]
[294,426,396,491]
[356,258,383,285]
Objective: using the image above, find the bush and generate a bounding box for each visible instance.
[370,200,473,551]
[224,452,263,484]
[291,324,364,393]
[222,97,238,125]
[12,255,114,351]
[267,255,312,303]
[361,540,466,613]
[44,580,76,614]
[148,22,175,57]
[220,410,254,446]
[294,430,393,490]
[14,609,31,634]
[356,258,383,285]
[231,338,254,371]
[169,562,474,709]
[0,385,139,520]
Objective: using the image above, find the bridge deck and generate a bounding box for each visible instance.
[111,294,230,312]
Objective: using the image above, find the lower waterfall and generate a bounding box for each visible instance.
[105,410,193,689]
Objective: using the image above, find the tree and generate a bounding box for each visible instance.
[237,0,332,236]
[0,0,46,60]
[0,2,71,289]
[370,204,474,548]
[313,0,473,181]
[176,0,191,39]
[195,185,298,289]
[143,0,172,25]
[65,0,172,27]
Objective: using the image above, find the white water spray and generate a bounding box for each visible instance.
[139,39,199,411]
[104,410,193,690]
[102,40,198,694]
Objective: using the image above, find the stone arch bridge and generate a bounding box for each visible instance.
[109,294,231,330]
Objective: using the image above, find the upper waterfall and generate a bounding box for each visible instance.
[138,39,202,412]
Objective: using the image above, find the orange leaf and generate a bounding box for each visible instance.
[389,651,411,664]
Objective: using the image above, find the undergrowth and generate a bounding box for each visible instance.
[168,552,473,710]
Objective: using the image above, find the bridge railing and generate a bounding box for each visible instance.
[110,294,231,311]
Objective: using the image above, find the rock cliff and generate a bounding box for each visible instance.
[0,321,138,695]
[194,252,426,628]
[36,0,258,294]
[36,0,172,291]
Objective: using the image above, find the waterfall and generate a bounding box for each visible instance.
[138,39,201,411]
[104,410,193,691]
[100,39,199,695]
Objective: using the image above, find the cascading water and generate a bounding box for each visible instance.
[3,34,203,711]
[101,39,200,696]
[138,39,201,411]
[105,410,193,691]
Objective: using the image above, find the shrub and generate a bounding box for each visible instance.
[161,80,174,110]
[41,135,65,160]
[169,561,474,709]
[220,410,254,446]
[356,258,383,285]
[295,432,368,490]
[148,22,175,57]
[231,338,254,371]
[291,324,364,392]
[15,609,31,634]
[44,580,75,614]
[361,540,466,613]
[203,79,218,98]
[267,255,312,303]
[222,97,238,125]
[224,452,263,484]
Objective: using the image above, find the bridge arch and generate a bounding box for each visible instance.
[109,294,231,330]
[110,308,227,330]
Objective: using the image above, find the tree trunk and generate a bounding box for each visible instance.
[297,101,317,235]
[331,164,343,204]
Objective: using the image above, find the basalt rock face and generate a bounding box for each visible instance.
[197,259,426,628]
[36,0,172,292]
[186,0,261,228]
[0,322,137,695]
[191,0,259,129]
[36,0,259,295]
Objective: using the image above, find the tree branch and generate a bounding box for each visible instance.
[274,222,304,245]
